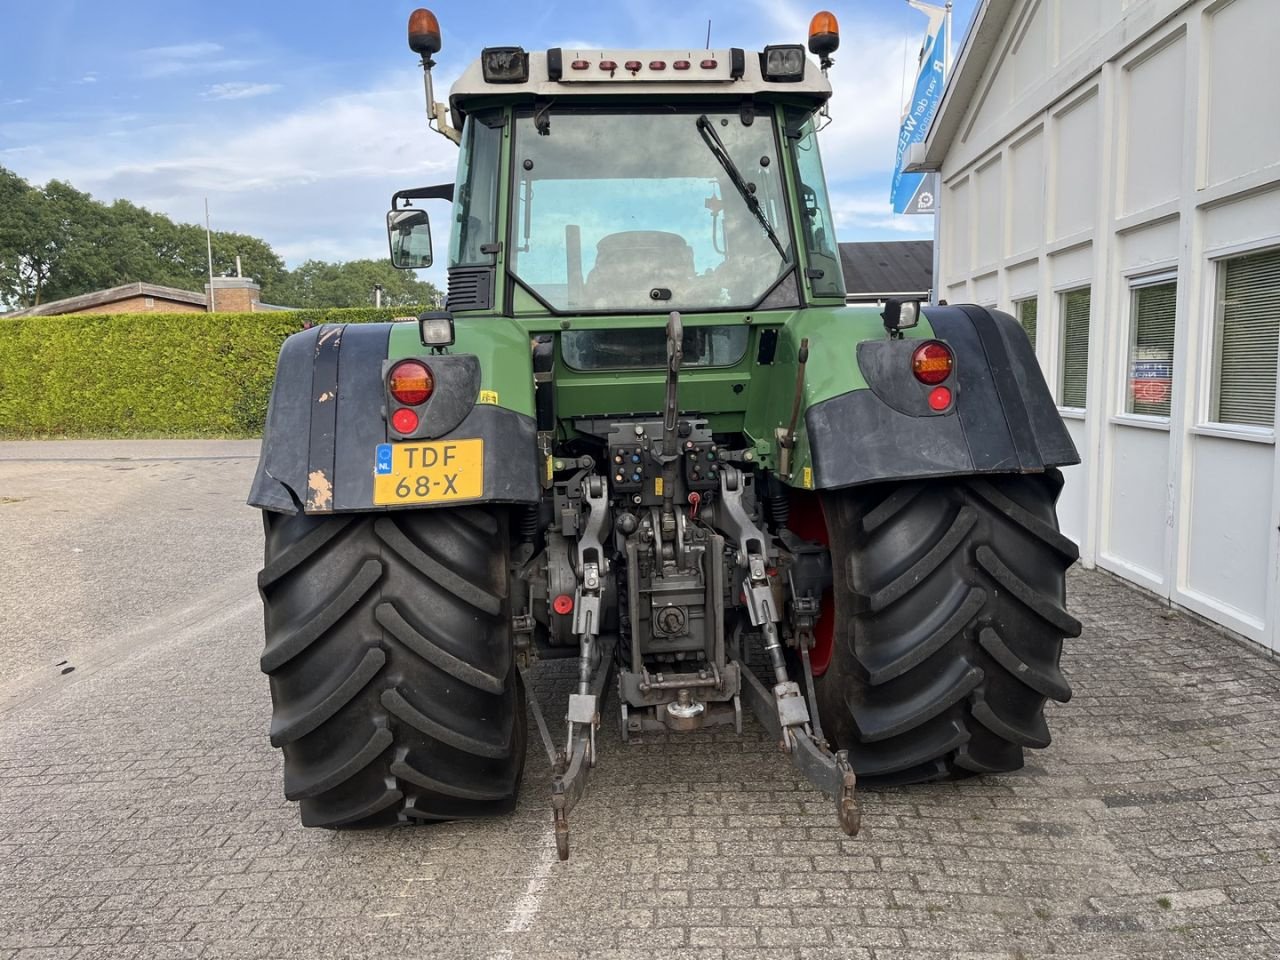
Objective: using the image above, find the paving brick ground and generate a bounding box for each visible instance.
[1,442,1278,959]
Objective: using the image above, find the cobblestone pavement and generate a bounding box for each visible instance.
[1,443,1278,960]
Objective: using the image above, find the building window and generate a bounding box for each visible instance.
[1016,297,1037,346]
[1212,248,1280,429]
[1059,287,1091,409]
[1126,279,1176,418]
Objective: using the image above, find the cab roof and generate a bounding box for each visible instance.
[447,47,832,128]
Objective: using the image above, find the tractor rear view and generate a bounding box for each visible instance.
[249,9,1081,858]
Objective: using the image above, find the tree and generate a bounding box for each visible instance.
[271,259,441,309]
[0,169,63,307]
[0,165,436,312]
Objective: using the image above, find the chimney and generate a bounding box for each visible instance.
[205,276,263,313]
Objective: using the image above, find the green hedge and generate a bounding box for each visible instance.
[0,307,421,438]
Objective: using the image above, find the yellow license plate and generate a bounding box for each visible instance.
[372,439,484,505]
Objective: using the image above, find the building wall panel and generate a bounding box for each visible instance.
[1205,0,1280,186]
[1050,243,1093,287]
[1185,434,1273,627]
[1057,0,1105,60]
[945,176,973,274]
[1009,129,1045,255]
[1058,418,1089,544]
[1104,425,1170,582]
[1007,260,1040,298]
[1118,217,1180,272]
[975,157,1005,266]
[1122,36,1186,215]
[973,271,998,304]
[1053,92,1100,238]
[1204,185,1280,253]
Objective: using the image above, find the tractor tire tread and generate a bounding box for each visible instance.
[259,508,524,829]
[812,470,1075,784]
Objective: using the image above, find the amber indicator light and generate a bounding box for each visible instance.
[912,341,954,385]
[388,360,435,405]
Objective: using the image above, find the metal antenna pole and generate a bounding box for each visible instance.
[705,19,711,49]
[204,198,215,313]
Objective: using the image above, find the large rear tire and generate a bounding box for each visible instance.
[258,507,526,828]
[810,470,1080,784]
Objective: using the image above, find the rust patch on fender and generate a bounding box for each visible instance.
[307,469,334,511]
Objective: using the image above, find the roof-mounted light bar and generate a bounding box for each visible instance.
[546,48,745,83]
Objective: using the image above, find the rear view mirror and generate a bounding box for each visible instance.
[387,208,433,269]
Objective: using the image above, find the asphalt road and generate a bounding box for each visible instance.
[1,441,1278,960]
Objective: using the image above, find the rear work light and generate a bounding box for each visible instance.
[912,341,954,385]
[388,359,434,405]
[480,46,529,83]
[762,44,806,81]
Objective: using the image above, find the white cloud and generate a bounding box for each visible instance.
[203,82,280,101]
[6,70,459,270]
[140,57,260,79]
[136,40,259,78]
[142,42,224,59]
[74,73,98,85]
[830,189,935,235]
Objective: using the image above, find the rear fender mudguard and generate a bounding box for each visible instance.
[805,305,1079,489]
[248,323,540,514]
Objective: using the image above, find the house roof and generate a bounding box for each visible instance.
[838,240,934,298]
[904,0,1016,173]
[4,282,207,318]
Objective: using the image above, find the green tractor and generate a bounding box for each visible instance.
[249,8,1081,858]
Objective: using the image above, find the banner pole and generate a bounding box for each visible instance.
[933,1,952,304]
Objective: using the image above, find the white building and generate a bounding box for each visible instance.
[908,0,1280,653]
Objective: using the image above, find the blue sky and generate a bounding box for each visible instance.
[0,0,978,279]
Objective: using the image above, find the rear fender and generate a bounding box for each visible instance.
[804,305,1079,489]
[248,323,540,514]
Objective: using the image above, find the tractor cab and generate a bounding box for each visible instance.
[389,12,847,320]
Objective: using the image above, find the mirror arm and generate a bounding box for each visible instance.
[392,184,455,206]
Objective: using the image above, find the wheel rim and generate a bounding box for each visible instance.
[786,490,835,677]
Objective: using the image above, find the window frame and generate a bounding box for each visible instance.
[503,102,803,316]
[1200,245,1280,440]
[1057,285,1092,413]
[1014,296,1038,351]
[1117,271,1178,426]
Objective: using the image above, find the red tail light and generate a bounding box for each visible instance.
[388,360,434,405]
[912,341,954,385]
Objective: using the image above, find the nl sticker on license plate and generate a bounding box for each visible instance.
[372,439,484,505]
